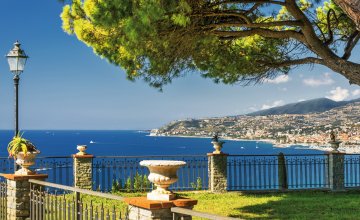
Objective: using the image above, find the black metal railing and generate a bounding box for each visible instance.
[0,156,73,186]
[34,157,73,186]
[0,157,14,174]
[29,179,126,220]
[285,154,329,189]
[228,155,278,190]
[345,154,360,187]
[227,154,329,190]
[2,153,360,193]
[92,155,208,192]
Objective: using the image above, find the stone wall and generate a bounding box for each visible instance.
[1,174,48,220]
[7,179,30,220]
[208,153,228,192]
[329,152,345,191]
[73,155,93,190]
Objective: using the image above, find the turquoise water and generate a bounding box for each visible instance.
[0,130,323,157]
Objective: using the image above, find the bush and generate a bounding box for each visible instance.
[111,173,151,193]
[190,177,202,190]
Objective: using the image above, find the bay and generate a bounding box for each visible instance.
[0,130,323,157]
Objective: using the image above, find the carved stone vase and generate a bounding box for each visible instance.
[330,141,342,152]
[76,145,88,155]
[211,141,225,154]
[140,160,186,201]
[15,150,40,175]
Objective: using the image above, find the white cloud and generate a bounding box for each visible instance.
[303,73,334,87]
[261,100,285,110]
[248,106,258,112]
[264,75,290,84]
[298,99,306,102]
[326,87,350,101]
[352,89,360,97]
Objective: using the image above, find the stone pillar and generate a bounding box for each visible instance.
[207,153,228,192]
[124,197,197,220]
[1,174,48,220]
[328,152,345,191]
[73,154,94,190]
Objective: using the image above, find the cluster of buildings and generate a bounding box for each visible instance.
[151,102,360,147]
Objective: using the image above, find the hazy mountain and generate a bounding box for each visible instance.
[248,98,360,116]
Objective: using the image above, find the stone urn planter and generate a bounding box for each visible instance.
[140,160,186,201]
[76,145,88,155]
[330,141,342,152]
[211,141,225,154]
[329,131,342,152]
[15,150,40,175]
[8,134,40,175]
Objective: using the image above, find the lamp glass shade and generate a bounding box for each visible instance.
[6,41,29,74]
[7,56,27,73]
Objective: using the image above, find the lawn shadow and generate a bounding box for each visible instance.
[232,190,360,219]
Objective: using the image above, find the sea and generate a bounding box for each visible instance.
[0,130,324,157]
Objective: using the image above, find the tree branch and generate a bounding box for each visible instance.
[192,11,252,24]
[261,57,325,68]
[342,30,360,60]
[213,28,305,42]
[324,9,338,46]
[206,20,303,29]
[285,0,340,61]
[244,3,263,15]
[208,0,286,8]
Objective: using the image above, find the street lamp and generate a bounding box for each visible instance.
[6,41,29,137]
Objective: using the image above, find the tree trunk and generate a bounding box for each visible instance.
[334,0,360,30]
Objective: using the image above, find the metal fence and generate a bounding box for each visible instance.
[35,157,73,186]
[0,155,208,192]
[0,156,73,186]
[29,179,126,220]
[29,179,238,220]
[227,154,329,191]
[92,155,208,192]
[285,154,329,189]
[0,157,14,177]
[2,153,360,193]
[228,155,278,190]
[345,154,360,187]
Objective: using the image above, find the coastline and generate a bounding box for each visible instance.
[148,133,275,144]
[148,133,360,153]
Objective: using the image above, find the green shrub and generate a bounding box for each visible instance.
[124,177,132,192]
[190,177,202,190]
[111,173,151,193]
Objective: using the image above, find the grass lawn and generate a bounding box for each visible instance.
[81,190,360,219]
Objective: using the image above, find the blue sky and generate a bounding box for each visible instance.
[0,0,359,130]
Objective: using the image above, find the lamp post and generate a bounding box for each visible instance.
[6,41,29,172]
[6,41,29,136]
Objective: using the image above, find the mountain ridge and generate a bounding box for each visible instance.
[247,98,360,116]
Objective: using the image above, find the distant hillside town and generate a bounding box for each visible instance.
[151,100,360,148]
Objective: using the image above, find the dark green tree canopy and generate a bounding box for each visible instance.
[61,0,360,88]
